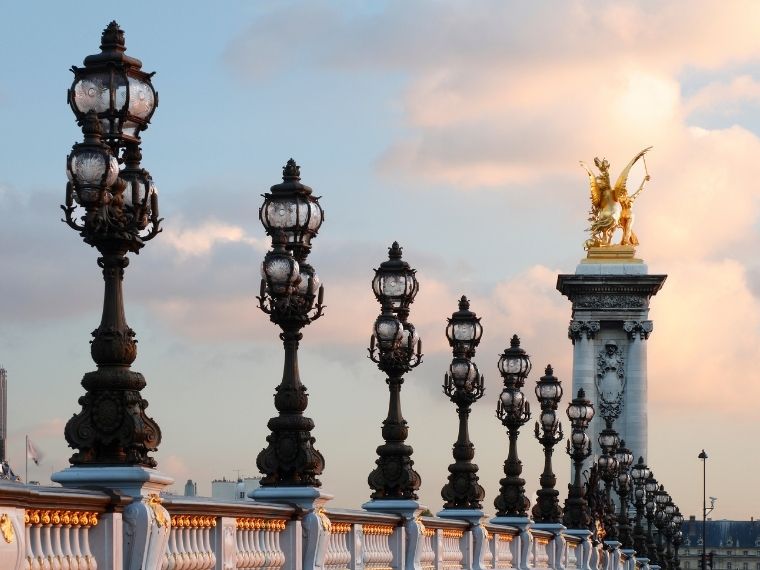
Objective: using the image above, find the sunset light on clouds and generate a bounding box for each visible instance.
[1,1,759,518]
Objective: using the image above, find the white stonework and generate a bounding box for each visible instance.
[557,262,666,470]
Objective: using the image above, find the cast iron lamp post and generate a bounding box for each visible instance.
[563,388,595,529]
[494,335,532,518]
[441,296,485,510]
[61,22,162,467]
[256,160,326,487]
[630,457,652,557]
[654,485,671,569]
[531,365,564,523]
[672,509,683,570]
[367,243,423,500]
[645,474,660,565]
[664,500,677,570]
[615,440,635,548]
[597,421,620,541]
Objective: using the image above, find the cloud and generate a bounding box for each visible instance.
[162,219,266,258]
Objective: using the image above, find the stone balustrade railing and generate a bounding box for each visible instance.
[0,482,650,570]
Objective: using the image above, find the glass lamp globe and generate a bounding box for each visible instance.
[374,312,403,350]
[371,242,418,316]
[535,364,563,405]
[260,159,323,257]
[445,296,483,356]
[261,234,300,296]
[69,21,157,147]
[497,335,532,385]
[66,112,119,207]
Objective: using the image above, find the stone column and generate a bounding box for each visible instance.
[622,321,652,461]
[569,320,600,469]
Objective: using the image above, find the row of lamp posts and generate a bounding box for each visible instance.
[57,21,685,570]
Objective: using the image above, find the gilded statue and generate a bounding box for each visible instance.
[581,147,651,249]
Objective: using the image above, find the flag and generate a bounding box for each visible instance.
[26,437,43,466]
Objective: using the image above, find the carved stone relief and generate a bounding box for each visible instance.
[596,341,626,421]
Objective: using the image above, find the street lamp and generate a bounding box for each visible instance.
[597,420,620,542]
[494,335,532,518]
[255,160,326,487]
[699,450,709,570]
[645,474,660,564]
[615,440,634,549]
[531,365,564,523]
[630,456,652,557]
[367,243,422,500]
[441,296,485,510]
[655,485,671,569]
[61,22,162,467]
[672,509,684,570]
[563,388,595,529]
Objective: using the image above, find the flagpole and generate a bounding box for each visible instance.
[25,435,28,484]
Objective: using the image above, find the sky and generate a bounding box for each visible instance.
[1,0,759,520]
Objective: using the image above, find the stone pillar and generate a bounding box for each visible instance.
[569,320,600,469]
[622,321,652,462]
[557,262,665,465]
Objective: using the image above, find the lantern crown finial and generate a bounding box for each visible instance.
[577,387,586,398]
[283,158,301,180]
[458,295,470,310]
[388,241,403,260]
[101,21,126,52]
[544,364,553,376]
[510,334,520,348]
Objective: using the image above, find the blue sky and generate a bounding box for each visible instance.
[2,1,760,519]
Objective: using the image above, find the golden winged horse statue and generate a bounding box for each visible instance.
[581,147,652,249]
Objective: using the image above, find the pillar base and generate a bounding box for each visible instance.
[52,466,173,570]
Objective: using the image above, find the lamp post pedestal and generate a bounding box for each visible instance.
[437,509,488,570]
[363,499,427,570]
[52,466,172,570]
[252,487,333,570]
[604,540,622,570]
[565,529,593,570]
[490,516,531,570]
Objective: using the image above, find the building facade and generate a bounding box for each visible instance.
[680,518,760,570]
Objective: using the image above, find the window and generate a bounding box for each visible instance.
[744,552,749,556]
[728,562,732,569]
[742,563,748,570]
[685,563,690,569]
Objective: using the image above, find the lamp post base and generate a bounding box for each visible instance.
[363,499,427,570]
[251,486,333,570]
[437,510,488,570]
[52,466,173,570]
[490,516,531,570]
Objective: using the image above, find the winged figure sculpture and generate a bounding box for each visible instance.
[581,147,652,249]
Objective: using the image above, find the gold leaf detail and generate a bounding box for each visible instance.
[0,514,14,544]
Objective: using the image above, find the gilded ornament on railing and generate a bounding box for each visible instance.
[0,513,14,544]
[24,509,99,528]
[536,537,550,546]
[171,514,216,528]
[441,528,464,539]
[362,523,395,536]
[147,494,169,528]
[235,517,287,531]
[581,147,652,251]
[330,522,352,534]
[316,507,332,532]
[497,534,514,543]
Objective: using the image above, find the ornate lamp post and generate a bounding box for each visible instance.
[664,500,677,570]
[60,22,162,468]
[255,160,325,487]
[563,388,595,529]
[645,474,660,564]
[630,457,652,557]
[672,509,684,570]
[494,335,532,518]
[615,441,634,549]
[531,365,564,523]
[366,243,422,501]
[654,485,671,569]
[440,296,485,510]
[596,421,620,542]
